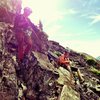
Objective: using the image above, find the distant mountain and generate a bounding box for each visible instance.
[96,56,100,60]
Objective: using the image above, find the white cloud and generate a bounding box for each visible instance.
[89,15,100,25]
[48,28,95,38]
[60,40,100,57]
[46,25,62,35]
[43,8,78,26]
[65,9,78,15]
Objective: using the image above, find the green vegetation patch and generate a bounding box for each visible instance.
[54,51,61,56]
[90,67,100,76]
[81,53,95,60]
[86,59,97,66]
[81,53,97,66]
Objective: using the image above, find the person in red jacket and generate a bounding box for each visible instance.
[58,51,70,70]
[58,51,84,83]
[14,7,33,61]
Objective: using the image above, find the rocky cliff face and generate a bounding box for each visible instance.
[0,0,22,23]
[0,0,100,100]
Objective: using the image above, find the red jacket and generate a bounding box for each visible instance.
[58,54,70,65]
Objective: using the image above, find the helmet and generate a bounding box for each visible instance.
[24,7,32,14]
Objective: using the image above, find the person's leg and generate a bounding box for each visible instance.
[60,63,74,83]
[77,69,84,81]
[16,32,24,61]
[71,67,79,84]
[66,65,72,72]
[24,36,32,56]
[66,65,74,83]
[71,67,84,82]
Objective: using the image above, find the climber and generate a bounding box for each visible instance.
[14,7,33,61]
[58,51,84,83]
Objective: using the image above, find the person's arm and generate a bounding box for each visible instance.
[59,55,70,64]
[63,58,70,64]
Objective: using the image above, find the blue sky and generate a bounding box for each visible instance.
[22,0,100,57]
